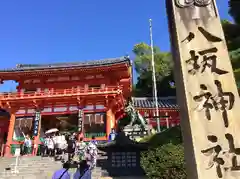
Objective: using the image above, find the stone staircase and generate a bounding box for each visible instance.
[0,156,109,179]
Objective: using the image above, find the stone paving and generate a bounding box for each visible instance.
[0,156,105,179]
[0,156,147,179]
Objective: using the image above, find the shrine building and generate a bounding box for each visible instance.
[132,97,179,130]
[0,56,179,156]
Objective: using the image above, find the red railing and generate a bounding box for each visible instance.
[0,86,122,101]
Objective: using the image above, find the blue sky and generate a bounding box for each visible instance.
[0,0,231,92]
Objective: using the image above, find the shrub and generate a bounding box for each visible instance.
[140,126,182,147]
[141,143,186,179]
[140,126,186,179]
[139,133,154,143]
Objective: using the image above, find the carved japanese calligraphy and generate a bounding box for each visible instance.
[175,0,212,8]
[202,134,240,178]
[215,80,235,127]
[201,135,224,178]
[186,48,228,75]
[198,27,222,42]
[225,134,240,171]
[193,80,235,127]
[193,84,217,121]
[184,27,227,75]
[182,27,222,43]
[181,32,195,43]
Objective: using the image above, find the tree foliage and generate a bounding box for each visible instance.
[133,43,175,97]
[222,21,240,74]
[222,1,240,85]
[228,0,240,24]
[222,20,240,52]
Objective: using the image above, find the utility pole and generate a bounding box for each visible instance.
[149,19,160,132]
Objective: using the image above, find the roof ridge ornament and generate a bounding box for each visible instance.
[16,64,22,68]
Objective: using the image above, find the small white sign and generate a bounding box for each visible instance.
[14,148,21,157]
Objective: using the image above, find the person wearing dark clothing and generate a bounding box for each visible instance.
[3,133,7,144]
[66,135,76,162]
[90,136,98,145]
[108,128,117,142]
[40,136,48,157]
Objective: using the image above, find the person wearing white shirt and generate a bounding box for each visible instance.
[55,132,62,155]
[47,136,54,157]
[23,133,32,155]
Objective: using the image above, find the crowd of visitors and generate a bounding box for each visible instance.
[18,128,118,178]
[39,132,98,169]
[50,133,99,179]
[51,129,118,179]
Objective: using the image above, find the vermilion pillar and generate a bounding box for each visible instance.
[106,108,115,138]
[5,112,16,157]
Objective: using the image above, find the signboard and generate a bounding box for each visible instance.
[78,109,83,132]
[33,111,41,136]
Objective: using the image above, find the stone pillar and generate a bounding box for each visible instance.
[167,0,240,178]
[5,111,16,157]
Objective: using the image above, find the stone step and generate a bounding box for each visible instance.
[0,157,54,161]
[0,164,62,170]
[1,166,105,172]
[0,159,57,164]
[0,167,107,175]
[0,156,110,179]
[0,174,103,179]
[7,163,62,166]
[0,171,104,179]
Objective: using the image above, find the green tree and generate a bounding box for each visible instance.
[133,43,175,97]
[222,20,240,52]
[222,21,240,72]
[228,0,240,24]
[222,1,240,87]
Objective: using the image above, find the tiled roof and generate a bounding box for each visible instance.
[132,97,178,109]
[0,56,131,72]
